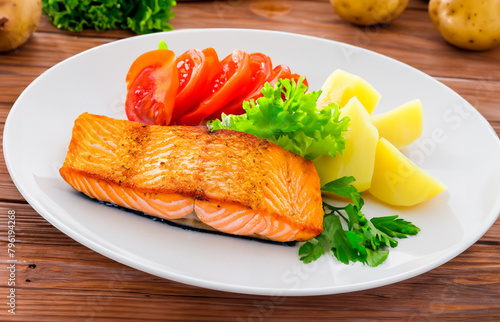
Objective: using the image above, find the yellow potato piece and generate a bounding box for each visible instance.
[314,97,379,192]
[317,69,381,114]
[371,99,423,150]
[368,138,446,207]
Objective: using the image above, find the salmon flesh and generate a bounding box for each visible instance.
[59,113,324,242]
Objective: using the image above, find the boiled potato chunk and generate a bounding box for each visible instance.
[314,97,379,192]
[369,138,446,206]
[371,99,423,150]
[330,0,408,26]
[429,0,500,51]
[317,69,381,114]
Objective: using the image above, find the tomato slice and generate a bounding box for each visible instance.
[125,49,179,125]
[264,65,308,87]
[171,48,221,124]
[178,49,252,126]
[257,64,292,101]
[208,52,273,119]
[267,64,292,86]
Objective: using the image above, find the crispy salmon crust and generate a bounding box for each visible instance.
[60,113,324,241]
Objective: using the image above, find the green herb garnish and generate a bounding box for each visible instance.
[299,177,420,266]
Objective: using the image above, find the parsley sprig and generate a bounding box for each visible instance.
[299,177,420,267]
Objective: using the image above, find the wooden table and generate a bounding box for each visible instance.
[1,0,500,320]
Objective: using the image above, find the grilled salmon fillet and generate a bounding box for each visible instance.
[59,113,324,241]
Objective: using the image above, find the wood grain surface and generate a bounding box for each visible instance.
[1,0,500,320]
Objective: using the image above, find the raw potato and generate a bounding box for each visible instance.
[330,0,408,26]
[317,69,381,114]
[368,138,446,207]
[371,99,423,150]
[0,0,42,52]
[429,0,500,51]
[314,97,379,192]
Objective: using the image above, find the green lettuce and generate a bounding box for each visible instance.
[42,0,176,34]
[208,77,350,160]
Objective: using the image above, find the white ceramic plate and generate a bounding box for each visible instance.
[4,29,500,296]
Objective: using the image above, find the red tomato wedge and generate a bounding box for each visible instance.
[125,49,179,125]
[171,48,221,124]
[265,65,308,87]
[267,64,291,86]
[178,49,252,126]
[208,52,273,120]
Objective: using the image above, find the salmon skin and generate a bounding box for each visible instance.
[59,113,324,242]
[95,198,296,246]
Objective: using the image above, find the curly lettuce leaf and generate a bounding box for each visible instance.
[208,77,350,160]
[42,0,176,34]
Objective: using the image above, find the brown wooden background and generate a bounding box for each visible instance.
[1,0,500,320]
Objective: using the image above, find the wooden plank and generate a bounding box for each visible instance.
[1,284,497,321]
[0,74,39,106]
[0,243,499,320]
[438,78,500,125]
[0,32,119,76]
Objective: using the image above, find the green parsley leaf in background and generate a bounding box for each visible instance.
[42,0,176,34]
